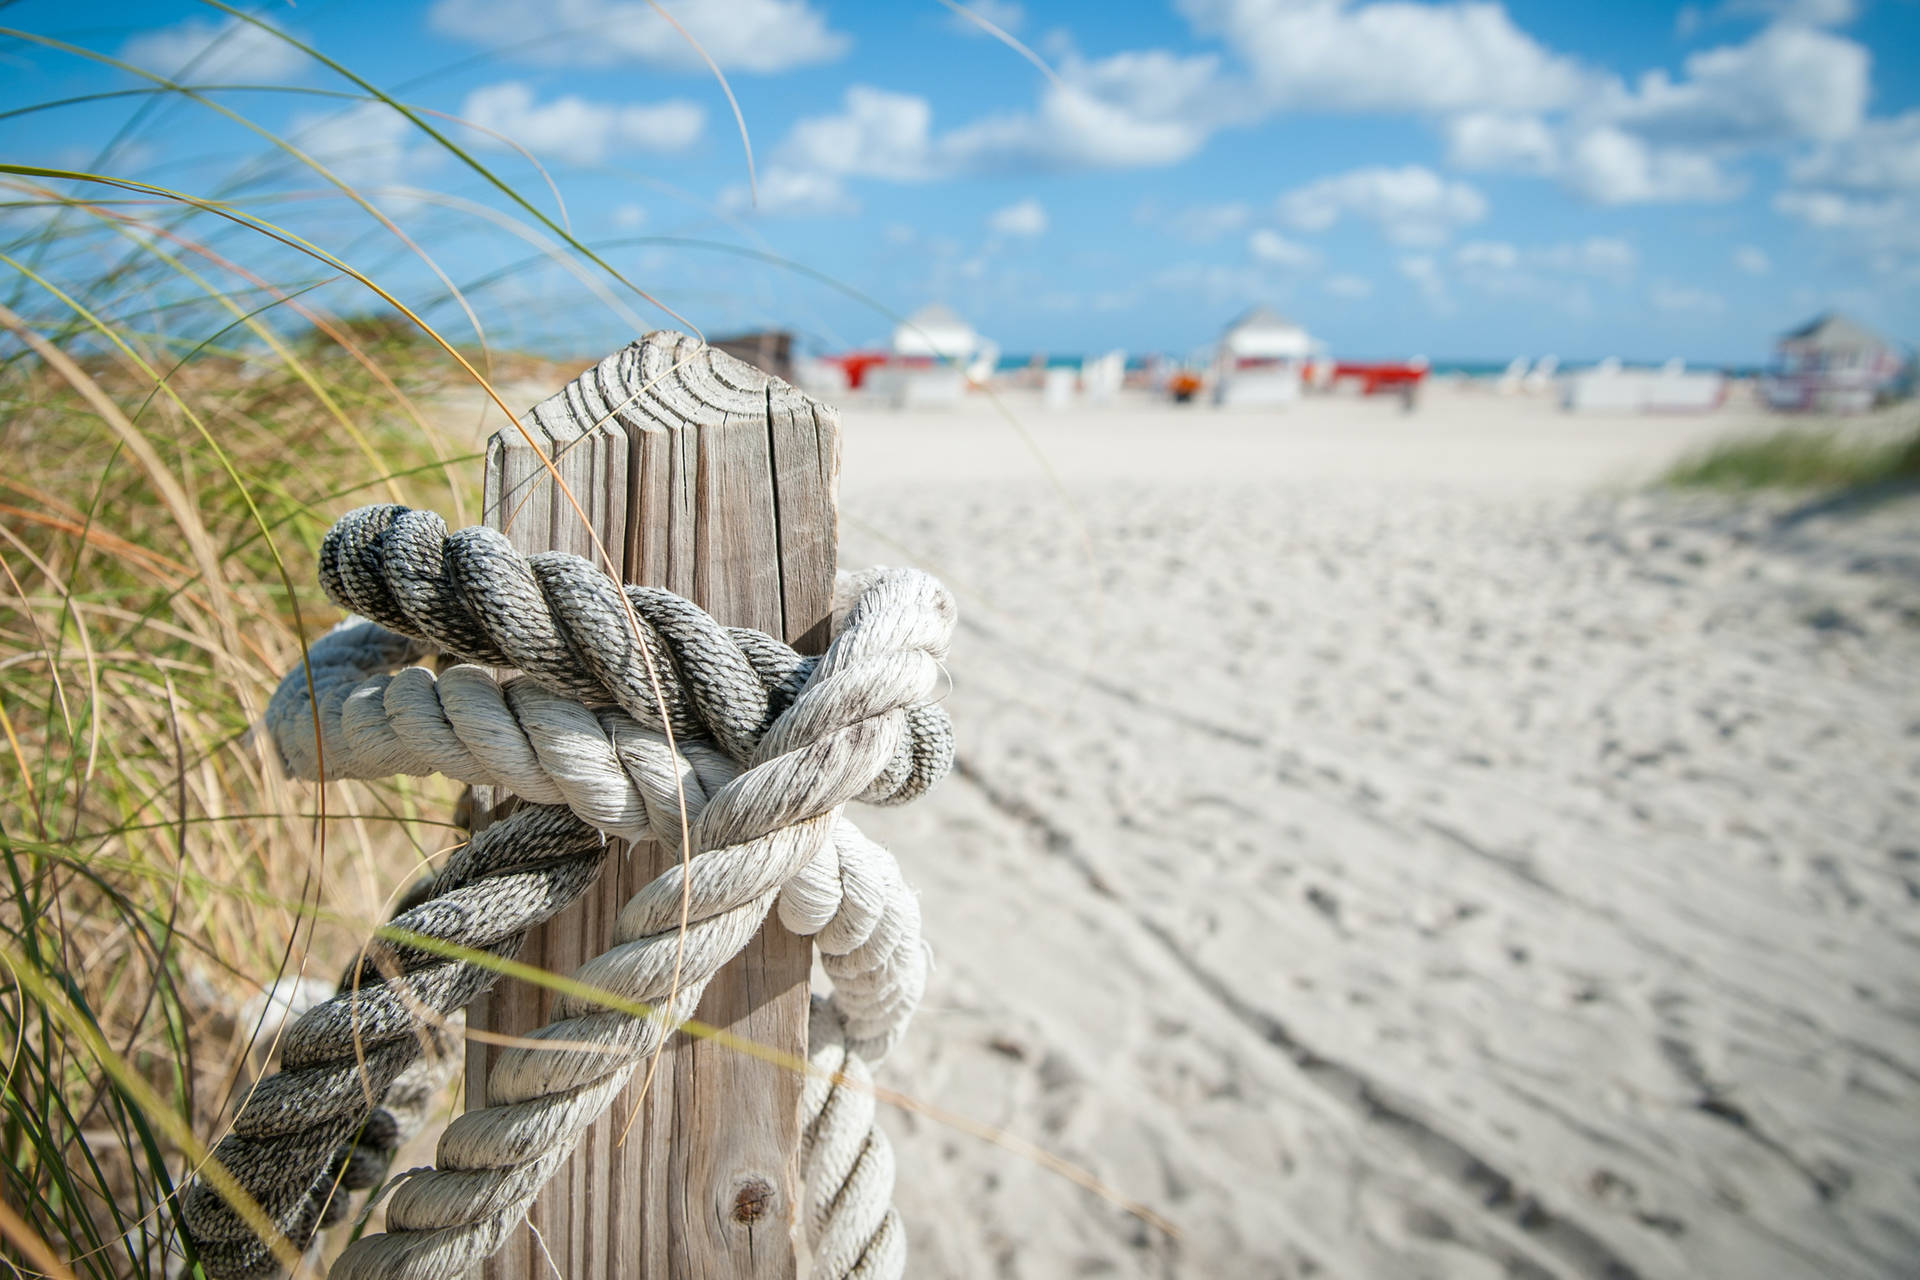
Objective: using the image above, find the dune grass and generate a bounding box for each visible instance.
[1,310,487,1274]
[1662,420,1920,492]
[0,19,620,1274]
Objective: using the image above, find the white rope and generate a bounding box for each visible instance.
[182,505,951,1280]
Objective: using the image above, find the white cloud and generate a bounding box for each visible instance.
[785,87,938,180]
[291,102,436,188]
[1733,245,1770,274]
[988,198,1048,236]
[934,50,1228,172]
[1248,228,1319,269]
[1449,119,1744,205]
[1278,165,1487,246]
[1609,23,1866,146]
[1775,109,1920,269]
[460,83,703,164]
[720,167,857,216]
[1789,110,1920,194]
[1650,282,1726,314]
[613,203,647,229]
[428,0,848,72]
[1562,126,1743,204]
[1445,112,1558,174]
[122,15,308,80]
[1441,23,1869,208]
[1453,236,1637,292]
[778,55,1228,181]
[949,0,1025,34]
[1774,189,1920,254]
[1324,273,1373,298]
[1180,0,1598,114]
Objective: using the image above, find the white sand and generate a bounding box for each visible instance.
[829,385,1920,1278]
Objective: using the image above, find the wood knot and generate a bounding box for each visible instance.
[731,1177,776,1225]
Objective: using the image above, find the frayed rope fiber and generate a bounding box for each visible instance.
[181,503,955,1280]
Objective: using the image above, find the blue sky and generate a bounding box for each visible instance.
[3,0,1918,363]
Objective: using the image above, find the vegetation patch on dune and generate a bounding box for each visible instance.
[1662,422,1920,492]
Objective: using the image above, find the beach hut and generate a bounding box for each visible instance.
[1214,306,1314,407]
[1763,312,1908,413]
[870,303,982,408]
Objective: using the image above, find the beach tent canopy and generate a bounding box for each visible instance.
[892,303,979,359]
[1221,305,1312,360]
[1778,312,1896,358]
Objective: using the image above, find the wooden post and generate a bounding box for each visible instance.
[465,331,840,1278]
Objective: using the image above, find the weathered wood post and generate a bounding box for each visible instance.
[465,331,840,1277]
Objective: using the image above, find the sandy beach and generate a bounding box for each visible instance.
[813,384,1920,1278]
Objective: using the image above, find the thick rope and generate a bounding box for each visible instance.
[804,998,907,1280]
[268,620,927,1063]
[182,505,949,1279]
[332,553,953,1279]
[179,805,611,1278]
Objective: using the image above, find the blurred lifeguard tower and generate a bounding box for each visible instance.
[1763,312,1909,413]
[1213,306,1316,407]
[870,303,994,408]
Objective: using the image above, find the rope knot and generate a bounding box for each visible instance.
[188,504,950,1280]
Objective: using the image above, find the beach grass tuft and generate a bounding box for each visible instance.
[1661,421,1920,492]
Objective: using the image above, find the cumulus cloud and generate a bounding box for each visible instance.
[428,0,848,72]
[1277,165,1487,246]
[1789,110,1920,194]
[1774,109,1920,269]
[987,198,1048,236]
[290,102,437,188]
[777,54,1229,182]
[1324,273,1373,298]
[1441,22,1869,207]
[1733,245,1771,274]
[1248,228,1319,269]
[720,168,857,216]
[1445,111,1558,174]
[1561,126,1744,203]
[1609,23,1865,147]
[122,15,308,80]
[460,83,703,164]
[1774,189,1920,262]
[1453,236,1638,294]
[1452,118,1746,204]
[1179,0,1598,114]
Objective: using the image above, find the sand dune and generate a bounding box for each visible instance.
[833,387,1920,1278]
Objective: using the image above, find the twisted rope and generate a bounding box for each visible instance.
[334,551,953,1279]
[180,805,610,1278]
[269,619,927,1064]
[182,505,951,1280]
